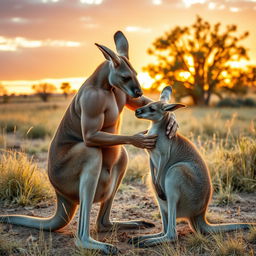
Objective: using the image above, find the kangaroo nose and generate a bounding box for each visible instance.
[134,89,143,97]
[135,108,142,115]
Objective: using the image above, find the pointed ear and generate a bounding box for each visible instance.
[114,31,129,59]
[160,86,172,102]
[162,103,186,112]
[95,43,121,67]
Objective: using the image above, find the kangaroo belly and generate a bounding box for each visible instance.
[48,142,122,203]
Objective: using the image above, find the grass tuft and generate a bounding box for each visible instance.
[0,226,22,255]
[26,230,52,256]
[247,227,256,244]
[207,136,256,193]
[0,150,53,206]
[184,232,212,254]
[215,238,246,256]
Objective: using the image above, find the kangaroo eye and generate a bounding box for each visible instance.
[149,106,155,112]
[122,76,131,82]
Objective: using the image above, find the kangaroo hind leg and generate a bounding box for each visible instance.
[134,170,179,248]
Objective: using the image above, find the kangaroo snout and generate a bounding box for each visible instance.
[135,108,143,117]
[134,88,143,98]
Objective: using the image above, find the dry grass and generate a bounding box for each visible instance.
[0,150,53,206]
[213,233,246,256]
[26,230,53,256]
[247,227,256,244]
[0,96,255,255]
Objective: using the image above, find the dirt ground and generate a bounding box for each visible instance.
[0,181,256,256]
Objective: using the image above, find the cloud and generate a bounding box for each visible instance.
[182,0,208,8]
[41,0,60,3]
[125,26,152,33]
[11,17,29,24]
[0,16,33,25]
[230,6,241,12]
[0,36,81,51]
[80,0,103,5]
[181,0,255,11]
[80,16,100,29]
[208,2,217,9]
[152,0,162,5]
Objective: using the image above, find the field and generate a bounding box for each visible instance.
[0,94,256,256]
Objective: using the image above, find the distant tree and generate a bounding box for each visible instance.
[0,84,11,103]
[144,16,252,105]
[60,82,72,98]
[32,83,57,102]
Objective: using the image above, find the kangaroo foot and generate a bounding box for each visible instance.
[128,232,165,245]
[131,234,177,248]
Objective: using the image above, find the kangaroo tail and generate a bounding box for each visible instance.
[189,214,255,234]
[0,193,77,231]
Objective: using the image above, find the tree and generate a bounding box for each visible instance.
[144,16,252,105]
[32,83,56,102]
[0,84,10,103]
[60,82,72,98]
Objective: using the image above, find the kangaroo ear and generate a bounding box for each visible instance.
[95,43,121,68]
[114,31,129,59]
[162,103,186,112]
[160,86,172,102]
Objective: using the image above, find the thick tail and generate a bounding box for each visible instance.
[189,214,255,234]
[0,193,77,231]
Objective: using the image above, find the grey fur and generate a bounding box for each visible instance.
[131,86,255,248]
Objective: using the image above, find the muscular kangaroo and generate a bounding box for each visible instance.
[0,32,177,254]
[129,86,256,248]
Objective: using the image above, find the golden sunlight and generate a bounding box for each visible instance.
[137,72,155,90]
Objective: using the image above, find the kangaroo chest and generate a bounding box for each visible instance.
[102,89,126,132]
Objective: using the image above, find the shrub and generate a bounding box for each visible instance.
[25,125,51,139]
[217,98,241,108]
[0,120,19,133]
[0,150,53,206]
[243,97,256,107]
[217,97,256,108]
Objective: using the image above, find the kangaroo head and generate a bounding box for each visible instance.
[95,31,142,98]
[135,86,185,121]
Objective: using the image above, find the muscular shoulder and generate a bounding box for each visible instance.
[79,87,107,117]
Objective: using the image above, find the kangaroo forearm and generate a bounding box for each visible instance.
[141,96,153,106]
[126,95,153,111]
[85,131,132,147]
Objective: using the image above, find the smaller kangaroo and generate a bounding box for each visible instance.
[129,86,255,248]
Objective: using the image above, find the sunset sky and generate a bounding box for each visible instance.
[1,0,256,94]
